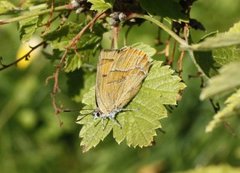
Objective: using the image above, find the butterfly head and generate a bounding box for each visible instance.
[92,108,122,119]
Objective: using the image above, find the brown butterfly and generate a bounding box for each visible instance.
[93,47,151,122]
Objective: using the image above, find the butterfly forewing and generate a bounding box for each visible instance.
[96,47,151,116]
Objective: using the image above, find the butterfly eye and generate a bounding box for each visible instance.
[93,110,101,118]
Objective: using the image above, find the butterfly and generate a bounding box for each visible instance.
[93,47,151,122]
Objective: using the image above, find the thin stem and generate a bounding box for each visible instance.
[0,41,46,71]
[124,26,132,46]
[131,14,209,80]
[0,5,69,25]
[47,12,106,115]
[131,14,187,46]
[112,26,119,49]
[187,50,209,80]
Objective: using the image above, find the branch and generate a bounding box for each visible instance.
[130,14,187,46]
[67,12,107,49]
[47,12,106,114]
[130,14,209,80]
[0,4,72,25]
[0,41,46,71]
[42,0,56,34]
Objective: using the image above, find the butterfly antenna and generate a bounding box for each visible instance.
[64,108,95,114]
[76,114,89,121]
[77,110,94,121]
[63,109,80,112]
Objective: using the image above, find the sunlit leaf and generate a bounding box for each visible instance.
[183,21,240,66]
[19,16,39,42]
[0,1,17,14]
[113,61,186,147]
[205,88,240,133]
[64,54,82,73]
[77,57,186,151]
[181,32,240,51]
[213,45,240,66]
[200,62,240,100]
[89,0,112,12]
[43,21,103,50]
[131,42,156,57]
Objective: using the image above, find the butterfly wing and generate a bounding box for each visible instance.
[96,48,151,115]
[96,50,117,114]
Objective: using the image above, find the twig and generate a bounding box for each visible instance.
[42,0,55,34]
[169,40,177,65]
[0,5,69,25]
[47,12,106,115]
[130,14,187,46]
[0,41,46,71]
[67,12,107,49]
[51,93,64,126]
[123,26,132,46]
[130,14,209,81]
[112,26,119,49]
[177,51,185,76]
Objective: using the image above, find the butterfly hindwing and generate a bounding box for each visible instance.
[95,47,151,116]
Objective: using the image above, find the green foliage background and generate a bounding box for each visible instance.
[0,0,240,173]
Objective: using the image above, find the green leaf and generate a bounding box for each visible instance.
[77,59,186,151]
[43,21,103,71]
[139,0,187,20]
[213,45,240,66]
[43,22,83,50]
[184,27,240,77]
[0,1,17,14]
[205,88,240,133]
[113,62,186,147]
[200,62,240,100]
[182,21,240,66]
[77,87,113,152]
[181,32,240,51]
[131,42,156,57]
[19,16,39,42]
[64,54,82,73]
[88,0,112,12]
[43,22,103,50]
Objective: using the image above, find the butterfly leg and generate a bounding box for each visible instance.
[102,118,110,130]
[110,117,122,129]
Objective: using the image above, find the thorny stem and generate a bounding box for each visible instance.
[0,41,46,71]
